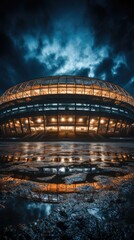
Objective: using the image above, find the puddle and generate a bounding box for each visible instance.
[0,142,133,228]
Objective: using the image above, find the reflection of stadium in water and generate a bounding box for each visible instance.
[0,142,134,202]
[1,152,132,163]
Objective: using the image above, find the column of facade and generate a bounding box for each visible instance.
[124,122,127,134]
[28,117,31,134]
[13,119,17,135]
[119,120,123,134]
[3,123,7,136]
[127,123,131,135]
[45,115,48,135]
[97,117,101,134]
[114,119,118,134]
[88,116,90,134]
[20,118,24,134]
[106,118,110,134]
[5,123,9,136]
[43,115,46,135]
[0,125,4,135]
[8,121,12,135]
[73,114,75,136]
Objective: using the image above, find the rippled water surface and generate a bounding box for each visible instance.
[0,142,134,228]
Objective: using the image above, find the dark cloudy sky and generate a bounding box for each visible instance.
[0,0,134,96]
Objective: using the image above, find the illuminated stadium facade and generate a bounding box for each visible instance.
[0,76,134,138]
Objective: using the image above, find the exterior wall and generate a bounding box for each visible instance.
[0,114,132,137]
[0,100,133,120]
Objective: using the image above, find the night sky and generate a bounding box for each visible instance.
[0,0,134,96]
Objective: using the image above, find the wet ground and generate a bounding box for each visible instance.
[0,142,134,239]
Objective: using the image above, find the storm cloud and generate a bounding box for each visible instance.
[0,0,134,95]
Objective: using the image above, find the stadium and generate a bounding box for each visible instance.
[0,76,134,138]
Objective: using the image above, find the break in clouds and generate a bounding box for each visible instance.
[0,0,134,95]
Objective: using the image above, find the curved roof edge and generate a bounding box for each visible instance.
[1,75,133,98]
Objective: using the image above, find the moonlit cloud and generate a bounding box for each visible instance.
[112,55,127,75]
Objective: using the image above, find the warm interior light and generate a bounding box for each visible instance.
[79,118,83,122]
[52,118,56,122]
[68,117,73,122]
[25,119,28,123]
[61,157,64,162]
[38,126,44,130]
[37,118,42,123]
[110,121,113,124]
[100,119,105,124]
[61,117,65,122]
[91,119,95,123]
[37,157,42,161]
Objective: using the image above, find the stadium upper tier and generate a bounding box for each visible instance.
[0,76,134,106]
